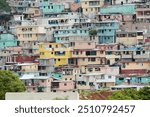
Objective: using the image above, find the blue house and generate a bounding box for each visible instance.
[97,21,119,44]
[100,4,135,15]
[0,33,17,49]
[116,76,150,85]
[53,29,89,43]
[40,1,65,15]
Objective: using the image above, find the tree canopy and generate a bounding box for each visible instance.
[0,0,10,12]
[0,70,26,100]
[108,87,150,100]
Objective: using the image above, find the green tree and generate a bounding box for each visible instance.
[89,29,97,36]
[0,0,10,12]
[0,70,26,100]
[138,87,150,100]
[108,89,140,100]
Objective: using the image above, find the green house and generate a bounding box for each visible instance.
[100,4,135,14]
[0,33,17,49]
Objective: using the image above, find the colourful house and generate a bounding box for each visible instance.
[116,75,150,85]
[40,1,65,15]
[39,43,72,67]
[100,4,135,14]
[97,20,119,44]
[20,73,53,92]
[0,33,17,49]
[121,61,150,75]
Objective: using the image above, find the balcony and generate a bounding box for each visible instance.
[105,54,121,59]
[121,54,132,59]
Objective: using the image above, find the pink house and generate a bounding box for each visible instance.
[51,81,75,92]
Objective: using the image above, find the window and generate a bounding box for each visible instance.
[41,80,44,83]
[108,76,111,79]
[91,58,96,62]
[136,51,141,55]
[64,83,67,86]
[58,59,60,61]
[120,34,126,37]
[122,63,126,68]
[128,33,136,37]
[70,78,72,80]
[49,45,51,48]
[137,32,143,36]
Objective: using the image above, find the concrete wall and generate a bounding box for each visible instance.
[5,92,79,100]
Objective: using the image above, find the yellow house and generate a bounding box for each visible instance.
[81,0,104,15]
[39,43,72,67]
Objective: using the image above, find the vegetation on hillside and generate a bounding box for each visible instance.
[108,87,150,100]
[0,0,10,12]
[0,70,26,100]
[80,87,150,100]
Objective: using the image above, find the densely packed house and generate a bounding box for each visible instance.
[0,0,149,92]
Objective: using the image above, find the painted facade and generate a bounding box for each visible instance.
[0,33,17,49]
[39,43,72,66]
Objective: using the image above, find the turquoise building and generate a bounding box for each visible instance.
[51,72,63,80]
[116,76,150,85]
[100,4,135,14]
[53,29,89,43]
[0,33,17,49]
[40,1,65,15]
[97,21,119,44]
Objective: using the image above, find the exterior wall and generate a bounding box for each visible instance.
[100,4,135,14]
[116,76,150,85]
[136,4,150,23]
[54,29,89,43]
[51,81,75,91]
[39,43,72,66]
[15,63,38,72]
[121,62,150,70]
[81,0,104,16]
[97,21,119,44]
[121,69,149,74]
[59,81,75,90]
[111,0,142,5]
[96,44,119,50]
[73,42,96,49]
[16,55,39,63]
[116,32,138,46]
[5,92,79,100]
[99,14,135,22]
[76,58,106,66]
[22,78,53,92]
[40,2,65,14]
[76,73,116,90]
[24,7,41,17]
[100,66,120,75]
[61,75,76,81]
[16,26,46,41]
[0,33,17,49]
